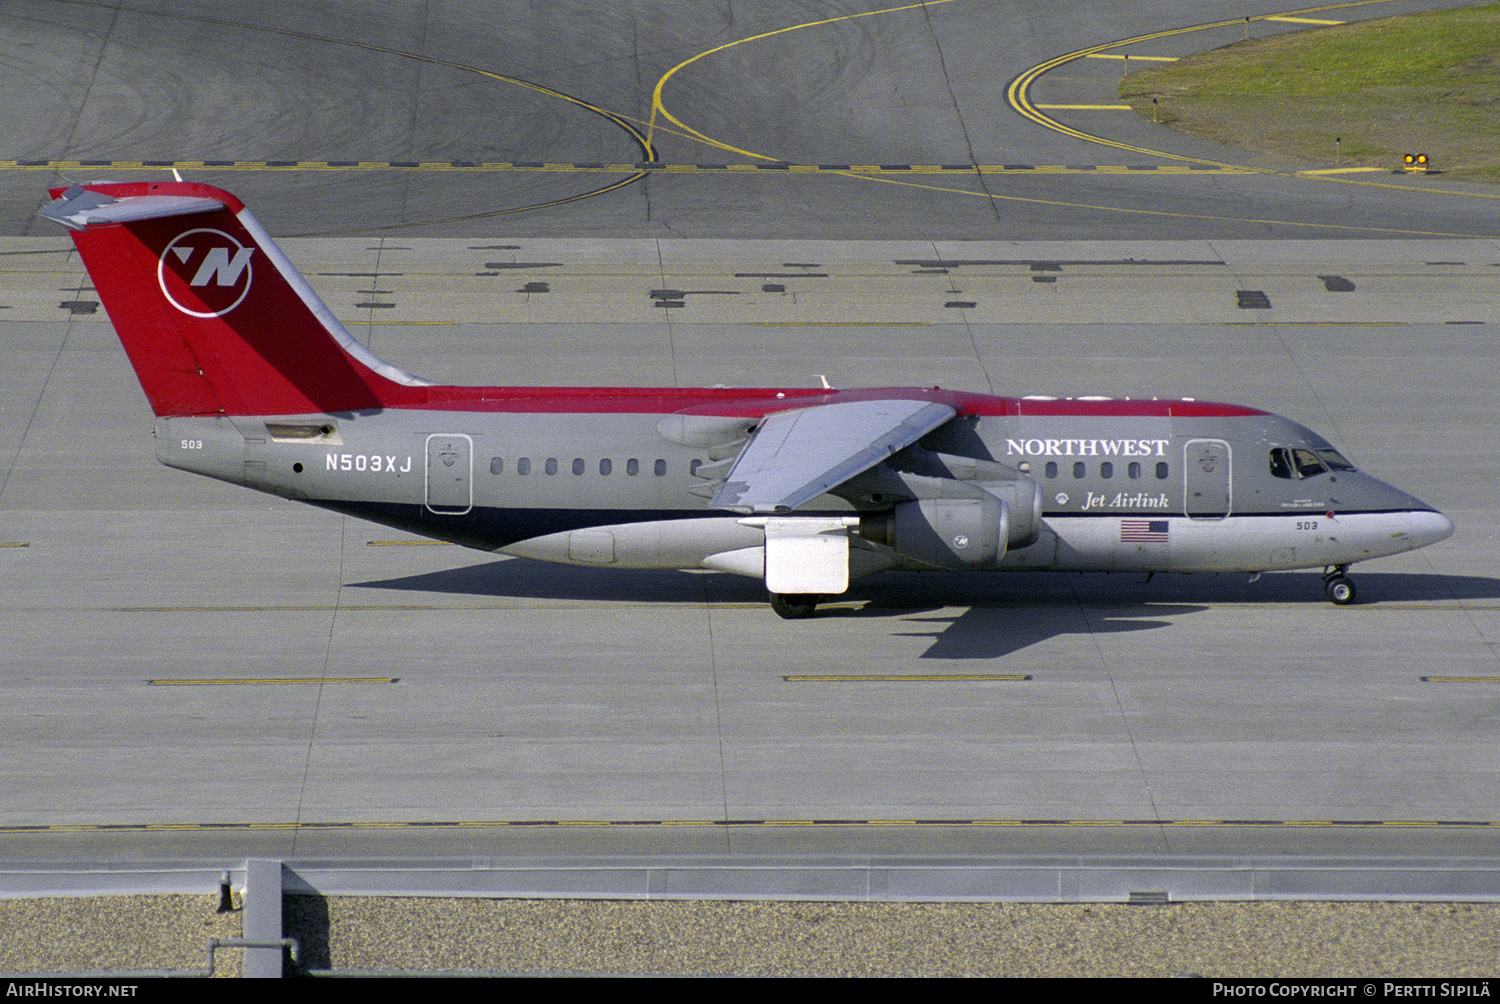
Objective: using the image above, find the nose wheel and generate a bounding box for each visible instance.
[1323,567,1357,605]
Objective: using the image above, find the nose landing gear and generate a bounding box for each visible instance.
[1323,566,1357,605]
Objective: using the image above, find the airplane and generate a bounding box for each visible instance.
[39,181,1454,618]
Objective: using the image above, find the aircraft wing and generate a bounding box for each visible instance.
[708,398,956,513]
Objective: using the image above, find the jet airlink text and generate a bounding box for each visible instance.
[1006,438,1171,457]
[1081,492,1170,510]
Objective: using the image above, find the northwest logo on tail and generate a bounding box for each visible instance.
[156,228,254,317]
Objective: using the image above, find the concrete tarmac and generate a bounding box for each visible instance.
[1,237,1496,860]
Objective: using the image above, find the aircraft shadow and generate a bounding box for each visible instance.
[350,560,763,604]
[887,606,1198,660]
[348,561,1500,662]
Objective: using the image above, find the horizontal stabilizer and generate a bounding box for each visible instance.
[38,186,223,230]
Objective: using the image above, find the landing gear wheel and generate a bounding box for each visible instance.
[770,593,820,619]
[1323,574,1356,605]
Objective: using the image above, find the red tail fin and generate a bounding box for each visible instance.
[40,181,429,417]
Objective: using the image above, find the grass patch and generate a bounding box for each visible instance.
[1120,3,1500,178]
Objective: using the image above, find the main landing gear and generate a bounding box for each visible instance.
[1322,565,1357,605]
[770,593,821,619]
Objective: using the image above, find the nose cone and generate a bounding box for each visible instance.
[1408,508,1455,549]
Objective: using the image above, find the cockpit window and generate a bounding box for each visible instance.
[1269,448,1292,479]
[1292,449,1325,477]
[1314,448,1355,471]
[1271,446,1355,479]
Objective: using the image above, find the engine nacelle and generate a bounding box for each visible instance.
[865,495,1009,570]
[977,477,1042,549]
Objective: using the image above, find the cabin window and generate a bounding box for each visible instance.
[600,459,612,476]
[1128,462,1141,480]
[490,457,503,475]
[627,459,639,476]
[1072,462,1085,479]
[572,458,585,475]
[1100,462,1113,479]
[517,458,530,475]
[654,459,667,476]
[690,459,702,476]
[545,458,558,475]
[1155,462,1169,479]
[1044,461,1058,479]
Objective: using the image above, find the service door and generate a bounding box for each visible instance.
[1184,438,1231,518]
[426,433,472,514]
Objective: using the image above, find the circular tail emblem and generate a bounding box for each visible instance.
[158,228,254,317]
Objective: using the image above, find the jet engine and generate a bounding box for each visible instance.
[876,495,1008,569]
[858,476,1040,570]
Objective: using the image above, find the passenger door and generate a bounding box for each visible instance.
[1184,439,1231,518]
[425,433,472,514]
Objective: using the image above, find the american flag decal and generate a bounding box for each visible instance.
[1121,519,1169,542]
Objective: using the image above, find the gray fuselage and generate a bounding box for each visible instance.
[151,387,1451,580]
